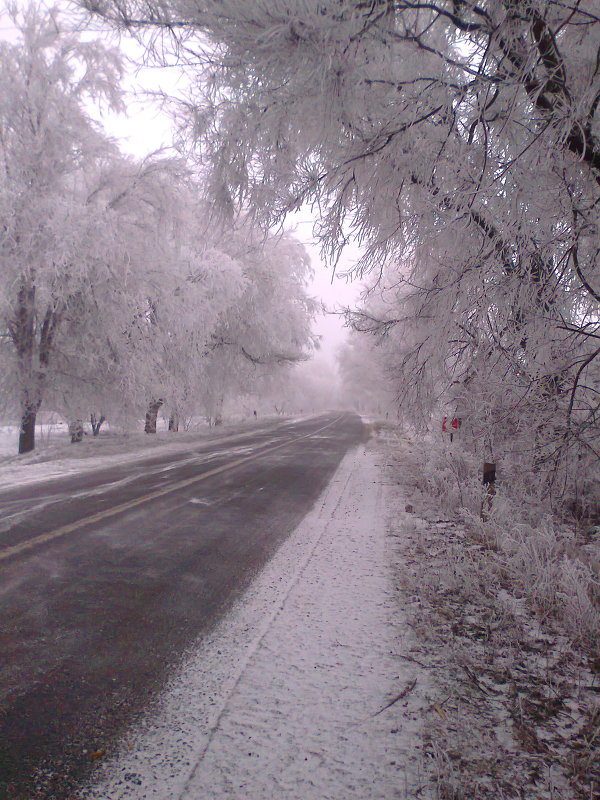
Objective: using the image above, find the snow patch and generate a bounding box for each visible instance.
[0,417,305,491]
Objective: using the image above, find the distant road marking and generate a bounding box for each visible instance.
[0,415,346,563]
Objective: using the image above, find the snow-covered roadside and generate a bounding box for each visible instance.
[82,441,435,800]
[379,425,600,800]
[0,416,309,491]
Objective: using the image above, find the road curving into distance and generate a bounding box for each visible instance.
[0,412,366,800]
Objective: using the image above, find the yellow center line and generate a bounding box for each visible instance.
[0,415,345,563]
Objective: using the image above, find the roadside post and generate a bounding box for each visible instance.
[481,461,496,520]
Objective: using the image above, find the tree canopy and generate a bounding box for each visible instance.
[0,3,316,452]
[82,0,600,500]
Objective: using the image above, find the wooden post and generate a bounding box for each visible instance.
[481,462,496,520]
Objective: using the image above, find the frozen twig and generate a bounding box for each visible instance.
[373,679,417,716]
[393,653,433,669]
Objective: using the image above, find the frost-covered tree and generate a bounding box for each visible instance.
[0,6,192,447]
[338,330,393,415]
[47,152,203,433]
[209,228,316,365]
[0,3,319,452]
[0,3,126,452]
[199,225,317,423]
[84,0,600,499]
[0,4,197,450]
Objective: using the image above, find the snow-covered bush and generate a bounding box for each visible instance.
[558,557,600,645]
[410,433,600,651]
[410,437,488,519]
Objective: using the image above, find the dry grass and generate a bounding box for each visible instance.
[378,426,600,800]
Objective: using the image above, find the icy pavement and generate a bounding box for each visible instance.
[84,442,433,800]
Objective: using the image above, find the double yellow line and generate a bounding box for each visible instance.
[0,416,344,563]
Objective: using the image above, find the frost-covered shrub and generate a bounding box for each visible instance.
[496,518,567,617]
[558,557,600,645]
[410,432,600,652]
[414,438,483,516]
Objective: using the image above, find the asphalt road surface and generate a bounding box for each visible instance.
[0,412,366,799]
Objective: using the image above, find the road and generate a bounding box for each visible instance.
[0,412,365,800]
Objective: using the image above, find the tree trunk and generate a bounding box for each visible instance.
[9,283,64,456]
[90,413,106,436]
[18,406,37,454]
[168,413,179,432]
[213,396,224,426]
[144,399,163,433]
[481,462,496,521]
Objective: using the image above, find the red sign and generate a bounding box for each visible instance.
[442,416,460,432]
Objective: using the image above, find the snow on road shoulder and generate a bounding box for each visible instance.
[0,417,301,491]
[83,442,434,800]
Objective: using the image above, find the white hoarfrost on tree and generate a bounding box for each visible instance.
[200,225,318,424]
[135,218,317,430]
[52,153,210,435]
[0,3,125,453]
[83,0,600,504]
[337,327,394,415]
[0,4,192,449]
[0,3,317,452]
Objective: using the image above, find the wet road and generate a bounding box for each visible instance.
[0,412,365,799]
